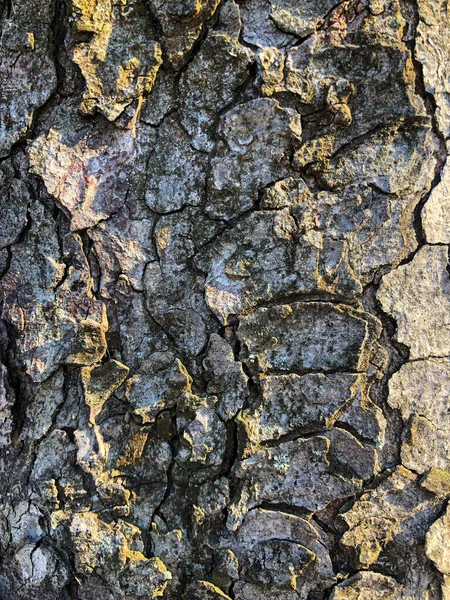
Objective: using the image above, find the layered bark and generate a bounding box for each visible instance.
[0,1,450,599]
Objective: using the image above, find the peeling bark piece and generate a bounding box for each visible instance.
[114,284,170,370]
[148,519,195,597]
[5,499,46,547]
[73,422,110,483]
[184,580,232,599]
[422,153,450,244]
[88,210,156,296]
[141,71,177,126]
[145,117,207,213]
[0,248,8,277]
[426,504,450,600]
[198,208,305,321]
[148,0,221,70]
[330,571,403,600]
[143,209,219,355]
[261,176,316,209]
[125,351,192,423]
[65,317,108,367]
[199,171,425,321]
[0,160,30,248]
[212,548,239,590]
[13,543,67,592]
[115,431,172,530]
[239,0,297,48]
[337,387,387,447]
[203,334,249,420]
[0,0,57,156]
[29,110,136,231]
[269,0,338,38]
[323,427,379,481]
[233,509,334,597]
[244,540,315,589]
[81,359,129,422]
[341,466,443,569]
[256,46,286,97]
[0,363,14,448]
[179,32,254,152]
[268,12,426,164]
[72,0,162,121]
[0,202,108,382]
[99,420,172,525]
[21,368,64,441]
[69,512,171,597]
[232,583,298,600]
[230,436,362,528]
[253,0,426,166]
[426,505,450,576]
[313,123,436,196]
[177,395,227,469]
[206,99,302,221]
[193,478,231,528]
[416,0,450,137]
[30,429,79,506]
[216,0,242,39]
[388,358,450,474]
[377,245,450,359]
[237,372,361,453]
[421,468,450,497]
[238,302,381,374]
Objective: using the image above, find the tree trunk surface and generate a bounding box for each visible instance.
[1,0,450,598]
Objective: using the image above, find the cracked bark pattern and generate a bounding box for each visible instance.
[0,0,450,598]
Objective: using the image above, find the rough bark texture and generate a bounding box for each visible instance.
[0,1,450,599]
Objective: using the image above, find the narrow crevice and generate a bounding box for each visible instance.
[147,412,178,556]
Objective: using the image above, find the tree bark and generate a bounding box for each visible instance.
[1,0,450,598]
